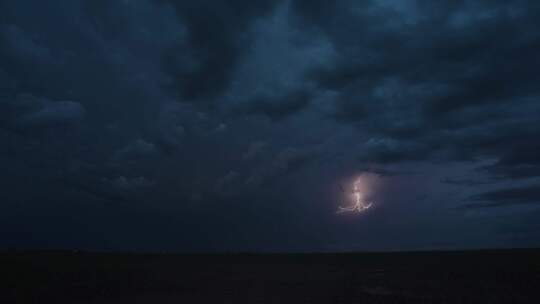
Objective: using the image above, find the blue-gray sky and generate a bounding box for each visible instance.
[1,0,540,252]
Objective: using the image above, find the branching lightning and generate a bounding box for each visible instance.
[337,180,373,214]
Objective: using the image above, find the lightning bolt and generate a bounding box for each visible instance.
[337,180,373,214]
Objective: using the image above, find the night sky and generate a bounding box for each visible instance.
[1,0,540,252]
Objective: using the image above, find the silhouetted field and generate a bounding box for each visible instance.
[2,249,540,303]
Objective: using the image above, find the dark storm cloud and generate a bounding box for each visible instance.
[244,146,319,188]
[482,141,540,179]
[233,89,312,120]
[466,184,540,208]
[160,0,336,120]
[159,0,277,102]
[102,176,156,192]
[357,137,430,164]
[354,166,411,177]
[1,93,85,133]
[243,141,268,160]
[60,178,130,204]
[440,177,493,187]
[0,0,185,209]
[113,139,159,161]
[0,25,60,67]
[2,0,540,251]
[290,0,540,171]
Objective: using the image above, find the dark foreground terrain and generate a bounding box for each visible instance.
[2,249,540,303]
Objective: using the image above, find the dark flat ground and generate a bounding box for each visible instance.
[2,249,540,303]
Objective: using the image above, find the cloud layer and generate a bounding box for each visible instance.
[1,0,540,251]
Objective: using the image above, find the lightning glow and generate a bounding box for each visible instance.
[337,179,373,214]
